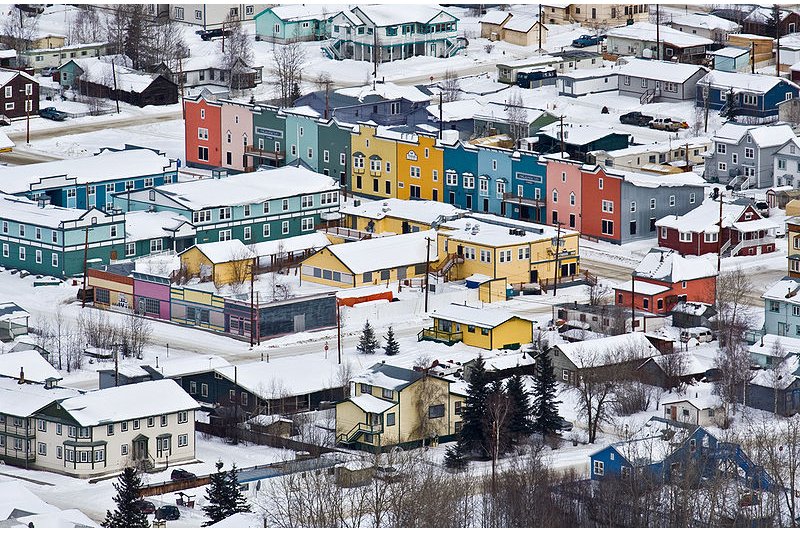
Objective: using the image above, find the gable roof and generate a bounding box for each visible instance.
[0,350,60,383]
[351,5,457,27]
[429,303,525,329]
[188,239,256,264]
[606,22,713,47]
[339,198,466,225]
[0,378,77,418]
[670,12,740,32]
[635,247,717,283]
[349,394,396,414]
[480,10,512,25]
[351,362,425,391]
[503,15,541,33]
[323,230,436,274]
[656,199,753,234]
[554,332,659,368]
[67,57,167,93]
[618,58,708,84]
[698,70,799,93]
[713,122,796,147]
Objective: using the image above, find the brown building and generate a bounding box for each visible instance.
[0,69,38,119]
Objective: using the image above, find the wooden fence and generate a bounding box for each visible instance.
[195,421,335,457]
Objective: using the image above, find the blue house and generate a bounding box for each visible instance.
[0,146,177,210]
[442,139,479,211]
[509,150,546,223]
[590,419,773,490]
[696,71,800,118]
[254,5,334,43]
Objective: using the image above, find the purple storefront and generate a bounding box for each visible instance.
[132,271,171,320]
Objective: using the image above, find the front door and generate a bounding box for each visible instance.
[293,314,305,332]
[133,437,148,460]
[670,406,677,420]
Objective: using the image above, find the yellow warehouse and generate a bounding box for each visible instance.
[300,230,436,288]
[420,302,533,350]
[178,239,256,287]
[335,362,466,450]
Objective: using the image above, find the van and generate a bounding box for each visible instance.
[680,328,713,343]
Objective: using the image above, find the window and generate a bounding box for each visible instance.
[198,146,209,161]
[150,239,163,253]
[174,6,184,20]
[669,195,675,207]
[38,442,46,456]
[18,224,24,237]
[178,434,189,447]
[107,423,114,436]
[601,220,614,235]
[630,201,636,212]
[518,247,530,260]
[133,419,140,430]
[499,250,512,263]
[428,404,445,418]
[35,249,41,264]
[480,249,491,263]
[301,217,314,231]
[37,419,46,432]
[769,300,780,313]
[282,221,289,234]
[689,192,696,204]
[601,200,614,213]
[3,86,10,98]
[201,383,208,397]
[263,224,271,238]
[598,178,603,190]
[704,232,718,243]
[121,421,128,432]
[282,199,289,211]
[1,243,6,257]
[650,198,656,210]
[148,417,155,427]
[463,174,474,188]
[593,460,604,476]
[679,231,692,242]
[78,427,90,438]
[121,444,129,456]
[552,189,558,202]
[198,128,208,140]
[18,246,25,261]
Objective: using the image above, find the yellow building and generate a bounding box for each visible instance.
[436,215,580,285]
[338,198,466,235]
[178,239,256,287]
[789,216,800,279]
[335,362,466,450]
[350,124,398,199]
[300,230,435,288]
[420,302,533,350]
[396,132,444,202]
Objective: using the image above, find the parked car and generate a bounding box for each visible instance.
[170,468,197,481]
[555,416,574,432]
[776,223,787,238]
[680,327,714,344]
[649,118,687,132]
[196,28,231,41]
[155,505,180,521]
[133,500,156,514]
[572,34,605,47]
[40,66,57,77]
[39,107,68,121]
[620,111,654,127]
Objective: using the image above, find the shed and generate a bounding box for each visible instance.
[179,239,256,287]
[0,302,29,341]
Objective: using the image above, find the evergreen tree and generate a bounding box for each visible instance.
[459,354,490,458]
[204,461,252,526]
[532,352,562,435]
[383,326,400,356]
[203,461,232,526]
[507,374,534,440]
[356,320,379,354]
[443,441,468,471]
[102,467,149,528]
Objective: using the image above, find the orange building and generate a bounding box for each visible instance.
[581,165,621,242]
[184,95,222,169]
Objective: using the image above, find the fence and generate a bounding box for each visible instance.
[195,421,335,457]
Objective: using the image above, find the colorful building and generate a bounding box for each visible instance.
[184,95,223,169]
[789,216,800,279]
[420,303,533,350]
[178,240,256,287]
[338,198,465,235]
[350,124,399,199]
[395,131,443,202]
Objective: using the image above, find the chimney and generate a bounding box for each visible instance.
[18,366,24,384]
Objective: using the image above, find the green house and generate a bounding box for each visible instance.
[254,5,336,43]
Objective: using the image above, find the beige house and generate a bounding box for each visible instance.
[335,363,466,451]
[662,397,723,427]
[541,3,649,27]
[480,10,513,40]
[480,11,548,47]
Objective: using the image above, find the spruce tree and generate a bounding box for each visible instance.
[383,326,400,356]
[226,464,251,516]
[460,354,490,458]
[532,352,562,435]
[102,467,149,528]
[507,374,534,441]
[203,461,231,526]
[443,441,468,471]
[356,320,379,354]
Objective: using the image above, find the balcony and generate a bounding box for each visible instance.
[502,192,544,207]
[244,145,285,161]
[418,327,463,345]
[317,225,372,241]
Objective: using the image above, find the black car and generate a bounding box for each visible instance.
[619,111,654,127]
[555,416,574,432]
[155,505,180,521]
[133,500,156,514]
[196,28,232,41]
[170,468,197,481]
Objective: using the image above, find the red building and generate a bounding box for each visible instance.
[184,95,222,169]
[0,68,38,120]
[580,165,621,242]
[614,247,717,314]
[657,201,777,258]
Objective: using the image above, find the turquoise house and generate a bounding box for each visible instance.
[114,166,341,245]
[250,105,287,169]
[283,107,321,171]
[710,47,751,73]
[254,5,335,43]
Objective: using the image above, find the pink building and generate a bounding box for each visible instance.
[132,273,171,320]
[220,100,254,172]
[544,155,583,231]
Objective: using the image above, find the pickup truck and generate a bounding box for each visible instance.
[39,107,68,121]
[649,118,687,132]
[572,34,604,47]
[620,111,654,127]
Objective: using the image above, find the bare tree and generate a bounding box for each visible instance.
[272,40,306,107]
[1,6,39,57]
[410,373,448,448]
[124,310,152,360]
[748,416,800,525]
[148,17,187,73]
[440,70,461,103]
[484,385,511,492]
[586,282,611,306]
[659,349,688,392]
[223,14,253,93]
[69,7,103,45]
[713,339,753,416]
[715,267,754,348]
[506,91,528,144]
[767,339,788,415]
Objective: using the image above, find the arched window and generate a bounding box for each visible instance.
[226,131,232,143]
[552,189,558,202]
[569,192,575,206]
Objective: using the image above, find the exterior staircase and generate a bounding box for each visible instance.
[337,422,382,444]
[640,88,660,105]
[430,253,463,281]
[444,36,469,57]
[321,39,343,60]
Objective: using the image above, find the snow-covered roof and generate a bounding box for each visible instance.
[349,393,396,413]
[710,46,750,58]
[267,4,342,22]
[656,200,748,234]
[763,277,800,303]
[340,198,466,225]
[635,247,717,282]
[57,379,199,426]
[337,82,430,103]
[425,99,486,122]
[618,58,708,83]
[150,355,229,378]
[0,194,89,229]
[615,279,670,296]
[749,334,800,358]
[559,66,618,80]
[352,362,424,391]
[251,232,331,258]
[0,301,29,322]
[440,215,575,247]
[352,5,456,27]
[69,57,162,93]
[610,419,701,465]
[0,350,60,383]
[538,122,630,146]
[430,303,524,329]
[503,15,539,33]
[207,512,263,529]
[497,55,561,69]
[282,105,322,118]
[713,122,796,148]
[750,355,800,389]
[153,167,338,210]
[745,6,791,23]
[324,229,436,274]
[480,10,512,25]
[606,22,713,47]
[189,239,255,264]
[698,70,799,93]
[124,211,193,242]
[215,354,345,398]
[181,54,224,72]
[0,69,35,88]
[670,12,740,32]
[0,480,97,527]
[619,170,706,188]
[597,136,710,158]
[0,378,76,418]
[554,332,659,368]
[0,148,174,194]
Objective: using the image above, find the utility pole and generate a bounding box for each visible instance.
[249,258,255,347]
[81,226,89,308]
[751,41,755,74]
[424,236,432,312]
[438,92,443,140]
[336,300,342,364]
[559,115,565,156]
[256,291,260,345]
[716,188,724,276]
[114,344,119,387]
[538,4,543,51]
[655,4,660,61]
[552,221,563,296]
[776,4,781,78]
[630,272,636,332]
[111,58,120,114]
[178,55,185,119]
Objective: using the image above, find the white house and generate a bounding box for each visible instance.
[556,66,618,97]
[662,396,723,426]
[667,12,740,43]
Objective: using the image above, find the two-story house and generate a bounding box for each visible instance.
[763,277,800,338]
[704,122,796,189]
[117,166,340,246]
[696,71,800,119]
[0,69,38,119]
[335,362,466,450]
[588,137,711,173]
[253,4,334,43]
[667,12,740,43]
[420,303,533,350]
[772,136,800,188]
